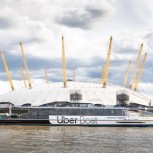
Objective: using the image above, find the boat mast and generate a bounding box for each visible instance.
[62,36,67,88]
[123,60,131,87]
[129,43,143,89]
[102,36,112,88]
[0,50,14,91]
[20,64,27,88]
[134,52,147,91]
[20,42,32,89]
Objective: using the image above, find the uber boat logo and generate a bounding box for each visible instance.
[79,116,97,124]
[49,116,98,125]
[57,116,78,124]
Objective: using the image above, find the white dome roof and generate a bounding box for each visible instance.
[0,81,151,106]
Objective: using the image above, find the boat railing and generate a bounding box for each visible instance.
[4,105,149,110]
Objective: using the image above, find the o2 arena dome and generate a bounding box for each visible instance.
[0,36,152,107]
[0,81,151,107]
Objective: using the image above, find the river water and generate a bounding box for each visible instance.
[0,126,153,153]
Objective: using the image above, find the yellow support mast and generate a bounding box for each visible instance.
[129,44,143,89]
[45,68,48,84]
[20,64,27,88]
[62,36,67,88]
[123,60,131,87]
[102,36,112,88]
[0,50,14,91]
[20,42,32,89]
[134,52,147,91]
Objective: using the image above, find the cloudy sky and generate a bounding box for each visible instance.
[0,0,153,96]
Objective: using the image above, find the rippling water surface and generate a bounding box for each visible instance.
[0,126,153,153]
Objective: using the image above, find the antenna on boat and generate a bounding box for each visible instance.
[20,42,32,89]
[62,36,67,88]
[134,52,147,91]
[0,50,14,91]
[123,60,131,87]
[20,64,27,88]
[129,43,143,89]
[102,36,112,88]
[45,68,48,84]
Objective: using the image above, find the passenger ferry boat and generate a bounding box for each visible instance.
[0,102,153,126]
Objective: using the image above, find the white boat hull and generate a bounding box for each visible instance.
[49,115,153,126]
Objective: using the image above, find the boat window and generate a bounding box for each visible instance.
[12,109,29,114]
[91,109,97,115]
[0,108,9,114]
[86,109,91,115]
[94,104,105,107]
[88,104,94,107]
[22,103,31,107]
[11,115,17,118]
[39,102,70,107]
[142,111,153,117]
[80,104,87,107]
[80,109,86,115]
